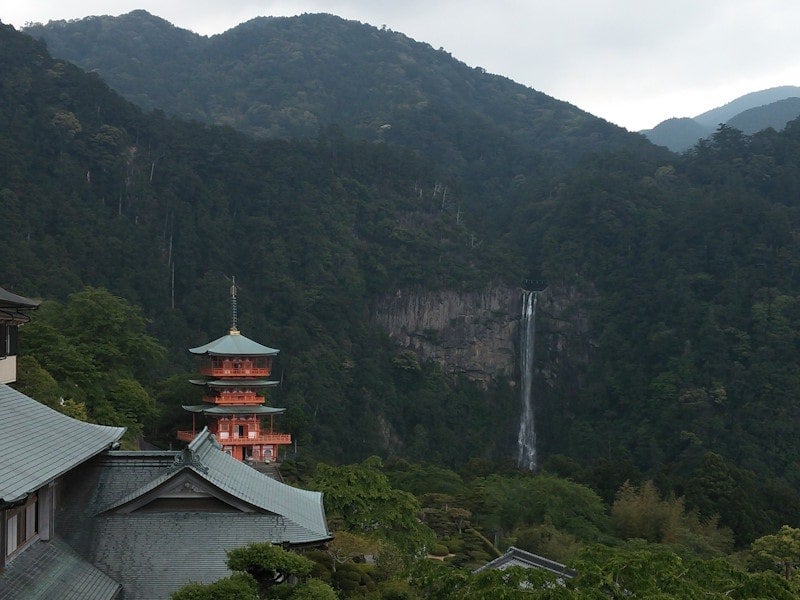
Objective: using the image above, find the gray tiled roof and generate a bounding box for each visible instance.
[189,331,279,356]
[0,538,120,600]
[0,383,125,503]
[474,546,577,579]
[56,430,330,600]
[102,430,327,540]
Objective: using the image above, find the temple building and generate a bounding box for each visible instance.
[178,325,292,462]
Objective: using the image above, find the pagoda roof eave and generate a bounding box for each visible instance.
[189,332,279,357]
[182,405,287,415]
[188,378,280,388]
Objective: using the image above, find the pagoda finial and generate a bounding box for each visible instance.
[230,276,239,335]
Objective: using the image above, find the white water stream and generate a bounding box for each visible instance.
[517,290,538,470]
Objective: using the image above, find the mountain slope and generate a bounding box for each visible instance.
[726,96,800,134]
[693,85,800,127]
[639,117,712,153]
[25,12,660,203]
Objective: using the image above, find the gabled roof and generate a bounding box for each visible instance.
[189,330,279,357]
[103,429,328,542]
[474,546,577,579]
[0,383,125,503]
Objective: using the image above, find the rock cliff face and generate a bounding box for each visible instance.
[370,283,593,387]
[371,285,519,383]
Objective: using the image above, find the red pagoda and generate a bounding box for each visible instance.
[177,286,291,462]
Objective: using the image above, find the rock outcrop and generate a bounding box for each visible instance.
[371,283,593,386]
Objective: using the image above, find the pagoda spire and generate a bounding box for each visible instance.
[230,276,239,335]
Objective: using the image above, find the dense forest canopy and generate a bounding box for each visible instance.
[25,11,667,236]
[6,12,800,573]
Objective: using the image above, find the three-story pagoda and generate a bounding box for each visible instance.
[178,319,291,462]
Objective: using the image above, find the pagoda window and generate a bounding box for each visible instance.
[237,425,246,437]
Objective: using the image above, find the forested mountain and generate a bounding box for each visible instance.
[0,21,523,466]
[642,86,800,152]
[8,12,800,554]
[25,10,664,234]
[727,96,800,134]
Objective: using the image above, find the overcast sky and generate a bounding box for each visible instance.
[3,1,800,131]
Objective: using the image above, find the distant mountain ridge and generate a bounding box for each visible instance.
[641,86,800,152]
[25,10,659,203]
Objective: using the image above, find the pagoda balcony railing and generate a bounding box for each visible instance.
[202,395,265,405]
[177,430,291,445]
[199,366,271,377]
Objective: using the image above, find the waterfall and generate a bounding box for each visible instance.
[517,290,538,470]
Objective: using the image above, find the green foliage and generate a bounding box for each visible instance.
[289,578,337,600]
[170,573,259,600]
[384,460,467,497]
[226,542,314,590]
[308,457,436,555]
[326,531,377,571]
[471,473,609,543]
[611,480,733,557]
[15,288,164,441]
[751,525,800,580]
[572,542,797,599]
[513,523,582,564]
[410,560,570,600]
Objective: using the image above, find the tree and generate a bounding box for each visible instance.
[289,578,337,599]
[572,542,796,599]
[308,456,436,554]
[19,287,166,442]
[326,531,376,572]
[611,480,733,556]
[170,573,259,600]
[226,542,314,593]
[751,525,800,580]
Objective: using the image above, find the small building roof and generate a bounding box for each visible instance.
[182,404,286,415]
[0,383,125,504]
[474,546,577,579]
[0,286,40,325]
[0,538,120,600]
[189,330,279,357]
